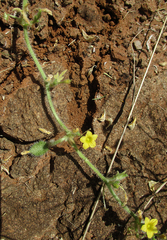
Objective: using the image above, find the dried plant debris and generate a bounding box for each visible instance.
[148,180,158,192]
[97,110,113,129]
[38,128,52,135]
[82,29,98,42]
[128,117,137,130]
[159,62,167,67]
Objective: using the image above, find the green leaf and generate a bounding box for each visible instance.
[31,9,42,25]
[106,171,128,188]
[29,141,49,156]
[4,12,9,21]
[54,70,67,83]
[108,171,128,182]
[112,181,120,189]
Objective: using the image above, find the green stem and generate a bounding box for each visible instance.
[22,1,69,133]
[23,28,46,80]
[22,0,28,8]
[48,136,68,148]
[73,143,137,219]
[73,143,107,183]
[106,183,138,220]
[45,89,69,132]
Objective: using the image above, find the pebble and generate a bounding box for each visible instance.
[133,40,142,51]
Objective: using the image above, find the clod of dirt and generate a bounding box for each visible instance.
[0,32,6,46]
[139,1,157,18]
[62,0,73,7]
[124,0,135,7]
[0,77,55,142]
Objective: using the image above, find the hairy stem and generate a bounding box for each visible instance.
[45,89,69,132]
[23,28,46,80]
[73,143,107,183]
[22,0,28,8]
[73,143,137,218]
[22,2,69,132]
[106,183,138,219]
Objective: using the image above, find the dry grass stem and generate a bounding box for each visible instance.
[144,181,167,211]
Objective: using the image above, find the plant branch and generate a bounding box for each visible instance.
[22,4,69,132]
[73,143,107,183]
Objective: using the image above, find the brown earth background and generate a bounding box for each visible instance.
[0,0,167,239]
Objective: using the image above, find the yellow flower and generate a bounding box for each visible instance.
[141,217,158,239]
[80,131,98,149]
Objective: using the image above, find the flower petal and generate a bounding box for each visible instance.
[141,224,147,232]
[145,217,150,225]
[83,142,89,149]
[87,131,92,137]
[153,228,158,234]
[92,134,98,140]
[80,136,86,143]
[147,229,154,239]
[150,218,158,226]
[89,141,96,148]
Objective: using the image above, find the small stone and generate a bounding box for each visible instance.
[125,0,135,7]
[1,50,10,59]
[133,40,142,51]
[140,15,147,22]
[103,14,111,22]
[49,19,53,25]
[2,58,10,67]
[4,83,13,93]
[140,2,157,18]
[62,0,73,6]
[123,41,129,49]
[138,59,147,69]
[0,32,5,46]
[155,45,161,53]
[111,45,127,61]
